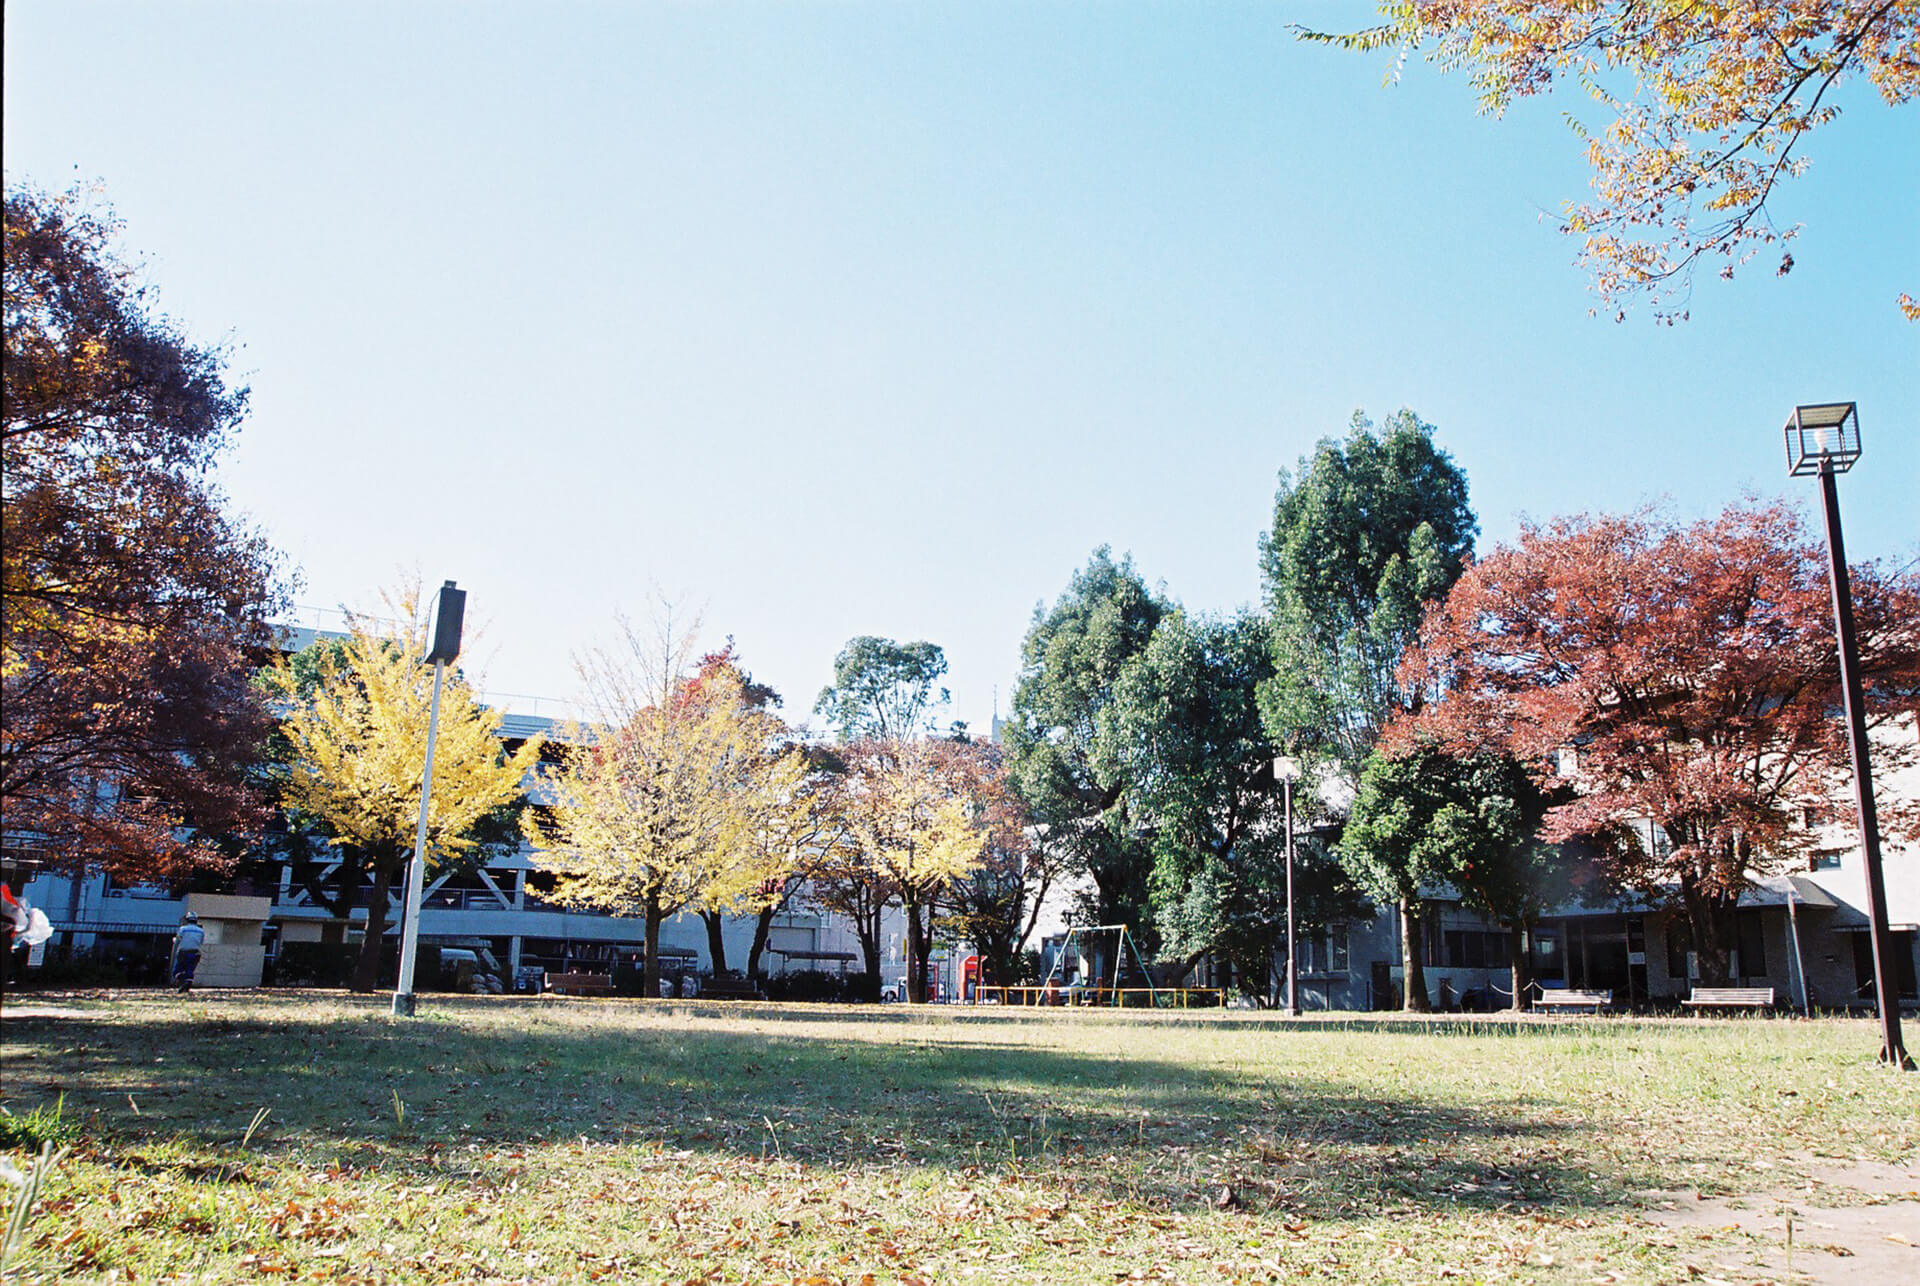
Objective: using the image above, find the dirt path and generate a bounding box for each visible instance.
[0,1004,92,1020]
[1645,1158,1919,1284]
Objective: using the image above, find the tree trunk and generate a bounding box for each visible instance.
[643,890,663,998]
[1400,898,1431,1012]
[701,910,728,975]
[1681,879,1739,987]
[903,890,926,1003]
[855,902,882,1002]
[916,926,936,1001]
[911,895,939,1002]
[747,905,777,981]
[1509,921,1531,1012]
[351,860,397,992]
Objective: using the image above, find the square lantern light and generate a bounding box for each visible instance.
[1784,401,1861,476]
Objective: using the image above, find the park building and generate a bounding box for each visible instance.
[6,639,1916,1014]
[0,608,918,998]
[4,739,904,1000]
[1294,714,1920,1014]
[2,700,911,998]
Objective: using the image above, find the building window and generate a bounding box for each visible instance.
[1808,850,1841,871]
[1297,927,1351,976]
[1442,929,1511,970]
[1328,924,1349,973]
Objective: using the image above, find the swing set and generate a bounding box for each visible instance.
[976,924,1222,1008]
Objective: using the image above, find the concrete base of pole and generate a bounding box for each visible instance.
[391,992,417,1018]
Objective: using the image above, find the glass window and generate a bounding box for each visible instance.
[1442,929,1511,969]
[1328,924,1349,972]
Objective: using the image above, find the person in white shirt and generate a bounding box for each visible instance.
[171,912,206,991]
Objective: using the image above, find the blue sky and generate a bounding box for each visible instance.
[7,2,1916,733]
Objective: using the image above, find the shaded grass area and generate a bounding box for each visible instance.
[2,993,1915,1283]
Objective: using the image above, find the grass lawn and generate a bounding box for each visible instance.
[2,993,1915,1284]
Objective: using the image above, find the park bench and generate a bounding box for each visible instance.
[543,971,613,997]
[1682,986,1774,1011]
[696,976,763,1001]
[1534,988,1612,1013]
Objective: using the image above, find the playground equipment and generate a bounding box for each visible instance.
[964,925,1225,1008]
[1041,923,1153,1003]
[1027,924,1166,1006]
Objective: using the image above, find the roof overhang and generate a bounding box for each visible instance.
[1742,875,1840,910]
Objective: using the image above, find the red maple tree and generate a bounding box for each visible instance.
[1398,500,1920,984]
[4,186,285,879]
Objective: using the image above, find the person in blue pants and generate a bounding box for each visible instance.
[171,912,206,991]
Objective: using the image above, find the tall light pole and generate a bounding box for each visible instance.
[1275,755,1302,1017]
[1784,404,1912,1070]
[392,581,466,1019]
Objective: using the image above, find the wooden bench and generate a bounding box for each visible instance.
[1534,988,1612,1013]
[544,971,613,997]
[695,976,763,1001]
[1682,986,1774,1011]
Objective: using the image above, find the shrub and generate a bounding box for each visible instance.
[763,970,855,1003]
[271,942,356,987]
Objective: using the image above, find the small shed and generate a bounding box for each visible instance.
[182,893,273,987]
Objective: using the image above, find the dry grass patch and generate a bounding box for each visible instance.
[2,993,1915,1283]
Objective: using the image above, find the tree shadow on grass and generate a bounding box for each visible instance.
[3,996,1660,1221]
[648,999,1677,1040]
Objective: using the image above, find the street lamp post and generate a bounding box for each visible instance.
[1274,755,1303,1017]
[1784,404,1912,1070]
[392,581,467,1019]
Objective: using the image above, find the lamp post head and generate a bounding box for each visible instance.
[425,580,465,665]
[1273,755,1302,784]
[1785,402,1860,477]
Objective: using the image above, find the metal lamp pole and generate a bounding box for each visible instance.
[1784,404,1911,1070]
[392,581,467,1019]
[1275,755,1302,1017]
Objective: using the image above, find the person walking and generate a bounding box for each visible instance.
[171,912,206,992]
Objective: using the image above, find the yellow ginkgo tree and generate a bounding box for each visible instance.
[679,645,816,978]
[527,615,811,995]
[265,590,542,991]
[835,738,986,1004]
